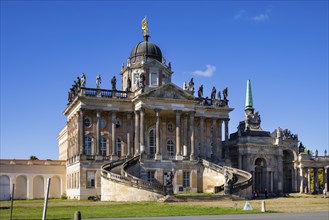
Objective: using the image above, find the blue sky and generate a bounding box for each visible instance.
[1,1,328,159]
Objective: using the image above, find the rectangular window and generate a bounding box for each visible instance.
[150,72,158,86]
[147,170,155,183]
[87,171,96,188]
[183,171,190,187]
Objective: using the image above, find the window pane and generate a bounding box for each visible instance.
[87,171,95,188]
[183,171,190,187]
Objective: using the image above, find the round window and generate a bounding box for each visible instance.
[167,122,174,132]
[84,118,91,127]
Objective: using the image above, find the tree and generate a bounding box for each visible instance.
[29,155,39,160]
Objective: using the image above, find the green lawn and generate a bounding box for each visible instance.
[0,199,262,219]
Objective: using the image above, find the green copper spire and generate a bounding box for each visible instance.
[245,80,254,111]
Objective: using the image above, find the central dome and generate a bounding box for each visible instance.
[129,36,163,64]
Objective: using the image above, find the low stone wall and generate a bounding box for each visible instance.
[101,178,164,201]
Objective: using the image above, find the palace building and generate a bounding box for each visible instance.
[1,18,328,201]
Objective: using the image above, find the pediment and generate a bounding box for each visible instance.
[141,83,195,100]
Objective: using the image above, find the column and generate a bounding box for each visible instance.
[107,113,111,156]
[175,110,182,159]
[155,109,161,160]
[314,167,319,193]
[96,110,101,156]
[324,167,328,193]
[224,119,229,159]
[111,111,116,158]
[238,154,242,169]
[277,155,283,193]
[189,111,195,160]
[134,111,140,156]
[78,110,84,155]
[217,120,223,159]
[140,108,145,153]
[126,112,132,157]
[300,167,304,193]
[270,171,274,193]
[200,117,204,158]
[293,167,298,192]
[212,118,217,159]
[307,168,311,193]
[183,114,188,157]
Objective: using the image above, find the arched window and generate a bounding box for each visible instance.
[116,138,121,157]
[84,136,92,155]
[167,140,175,157]
[149,129,156,156]
[100,137,107,156]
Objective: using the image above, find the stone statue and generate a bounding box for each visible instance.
[315,149,318,157]
[325,149,327,157]
[211,86,216,100]
[126,77,131,91]
[217,91,221,101]
[224,168,229,185]
[183,81,187,91]
[80,73,86,88]
[165,171,174,195]
[298,142,305,153]
[121,63,124,71]
[223,87,228,100]
[198,85,203,98]
[188,78,194,93]
[139,72,146,89]
[111,76,117,91]
[276,127,282,138]
[96,74,101,88]
[168,62,171,69]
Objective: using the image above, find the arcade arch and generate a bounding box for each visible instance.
[16,175,27,199]
[0,175,10,200]
[33,176,44,199]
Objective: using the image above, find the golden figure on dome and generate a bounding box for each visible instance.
[141,16,148,36]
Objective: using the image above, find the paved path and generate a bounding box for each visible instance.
[87,211,328,220]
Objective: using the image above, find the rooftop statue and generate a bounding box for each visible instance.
[141,16,148,36]
[80,73,86,88]
[96,74,101,89]
[188,78,195,94]
[211,86,216,100]
[111,76,117,91]
[198,85,203,98]
[223,87,228,100]
[217,90,221,101]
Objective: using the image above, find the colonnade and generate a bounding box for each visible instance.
[133,108,230,161]
[299,166,329,193]
[74,107,230,161]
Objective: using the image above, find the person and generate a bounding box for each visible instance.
[264,188,268,199]
[253,191,257,199]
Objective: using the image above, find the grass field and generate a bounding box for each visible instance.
[0,193,327,219]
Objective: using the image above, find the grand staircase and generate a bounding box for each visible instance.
[101,155,252,201]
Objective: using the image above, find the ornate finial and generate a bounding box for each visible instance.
[141,16,149,37]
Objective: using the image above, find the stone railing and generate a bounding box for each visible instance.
[200,159,252,194]
[101,156,165,195]
[68,87,131,104]
[121,156,165,194]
